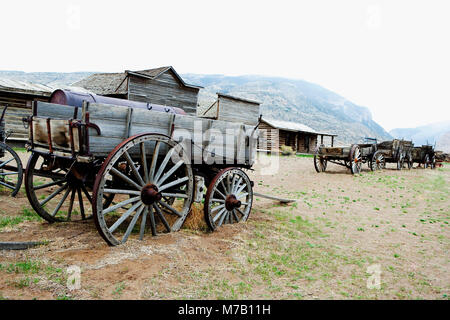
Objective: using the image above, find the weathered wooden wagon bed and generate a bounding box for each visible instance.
[24,97,259,246]
[0,106,23,196]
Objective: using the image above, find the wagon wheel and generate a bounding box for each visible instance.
[92,133,194,246]
[349,145,362,174]
[423,154,430,169]
[397,153,404,170]
[25,153,98,222]
[405,153,413,170]
[204,168,253,231]
[370,151,385,171]
[430,154,436,169]
[313,155,327,172]
[0,142,23,197]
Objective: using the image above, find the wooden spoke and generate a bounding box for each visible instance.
[161,192,188,199]
[103,188,141,195]
[77,187,86,220]
[153,147,175,184]
[140,142,149,183]
[158,200,182,217]
[67,189,76,221]
[110,167,142,190]
[123,151,145,187]
[148,141,160,182]
[156,159,184,186]
[153,203,171,232]
[122,205,145,244]
[108,201,142,233]
[39,183,68,207]
[51,187,71,217]
[148,205,157,236]
[158,176,189,192]
[102,196,141,215]
[139,207,149,240]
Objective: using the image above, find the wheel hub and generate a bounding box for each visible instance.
[225,194,241,211]
[141,184,162,205]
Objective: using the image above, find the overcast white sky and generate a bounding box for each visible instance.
[0,0,449,131]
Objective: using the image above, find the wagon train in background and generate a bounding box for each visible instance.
[376,139,414,170]
[23,89,259,246]
[0,105,23,196]
[314,138,382,174]
[411,144,436,169]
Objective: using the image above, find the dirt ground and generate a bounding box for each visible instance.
[0,152,448,300]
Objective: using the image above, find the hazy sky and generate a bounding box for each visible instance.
[0,0,449,131]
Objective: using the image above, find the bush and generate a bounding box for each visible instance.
[280,145,295,156]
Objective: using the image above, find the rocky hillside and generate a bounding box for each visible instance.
[184,74,391,144]
[390,120,450,152]
[0,70,392,144]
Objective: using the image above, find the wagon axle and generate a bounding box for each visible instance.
[225,194,242,211]
[140,184,162,205]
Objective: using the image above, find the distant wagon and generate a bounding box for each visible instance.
[313,138,382,174]
[411,145,436,169]
[376,139,413,170]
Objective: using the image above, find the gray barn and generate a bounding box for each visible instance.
[74,66,202,115]
[198,92,261,126]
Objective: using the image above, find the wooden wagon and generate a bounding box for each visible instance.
[376,139,413,170]
[314,138,383,174]
[0,105,23,196]
[23,94,259,246]
[411,145,436,169]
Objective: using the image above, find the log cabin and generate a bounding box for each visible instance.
[258,117,337,154]
[74,66,202,116]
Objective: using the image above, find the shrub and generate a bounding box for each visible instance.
[280,145,295,156]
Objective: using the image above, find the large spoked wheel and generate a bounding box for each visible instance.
[204,168,253,231]
[0,142,23,197]
[25,152,97,222]
[370,151,385,171]
[92,133,194,246]
[313,155,327,173]
[349,145,362,174]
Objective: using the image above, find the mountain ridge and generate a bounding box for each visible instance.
[0,70,392,144]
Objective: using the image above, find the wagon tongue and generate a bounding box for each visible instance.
[140,184,162,205]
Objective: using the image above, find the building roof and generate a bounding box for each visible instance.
[261,117,337,136]
[217,92,261,105]
[0,78,53,96]
[73,66,202,95]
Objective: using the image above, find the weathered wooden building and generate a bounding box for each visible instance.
[74,66,202,115]
[198,92,261,126]
[0,78,53,142]
[258,117,337,154]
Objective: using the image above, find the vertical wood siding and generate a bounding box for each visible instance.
[127,71,199,116]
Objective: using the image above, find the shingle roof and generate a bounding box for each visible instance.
[0,78,54,96]
[72,72,128,95]
[73,66,202,95]
[261,117,337,136]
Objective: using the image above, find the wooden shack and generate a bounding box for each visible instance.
[74,66,202,115]
[198,92,261,126]
[0,78,53,143]
[258,117,337,154]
